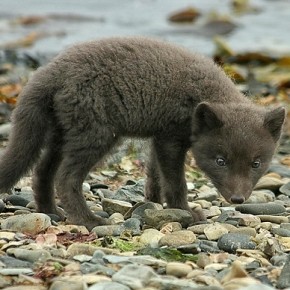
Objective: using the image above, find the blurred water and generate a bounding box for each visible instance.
[0,0,289,56]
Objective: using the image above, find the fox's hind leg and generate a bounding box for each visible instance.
[54,129,118,230]
[145,140,162,204]
[33,130,63,216]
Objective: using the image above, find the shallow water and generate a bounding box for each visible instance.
[0,0,289,56]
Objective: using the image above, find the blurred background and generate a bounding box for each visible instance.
[0,0,289,134]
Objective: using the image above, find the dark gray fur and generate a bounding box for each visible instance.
[0,37,285,229]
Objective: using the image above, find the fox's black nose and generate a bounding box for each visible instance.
[230,196,245,204]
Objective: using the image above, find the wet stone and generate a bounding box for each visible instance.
[177,243,200,254]
[281,223,290,230]
[217,233,256,253]
[235,202,286,215]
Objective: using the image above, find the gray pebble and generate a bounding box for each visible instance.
[50,280,87,290]
[3,195,29,207]
[1,213,51,234]
[236,202,286,215]
[199,240,220,253]
[89,282,130,290]
[80,262,116,276]
[101,198,132,216]
[7,248,51,263]
[238,285,276,290]
[149,276,198,290]
[0,255,32,268]
[270,254,289,266]
[144,208,193,228]
[272,227,290,237]
[114,181,145,203]
[112,264,158,289]
[0,268,33,275]
[277,254,290,288]
[217,233,256,253]
[281,223,290,230]
[280,181,290,196]
[268,164,290,177]
[128,201,162,220]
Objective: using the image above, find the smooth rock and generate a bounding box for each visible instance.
[50,280,86,290]
[237,214,261,227]
[258,215,289,224]
[158,230,196,247]
[3,195,30,207]
[89,282,130,290]
[139,228,165,247]
[144,208,193,228]
[4,286,46,290]
[199,240,220,253]
[254,176,284,191]
[177,243,200,254]
[112,264,158,289]
[236,202,286,215]
[102,198,132,216]
[0,255,32,268]
[166,262,192,277]
[0,268,33,275]
[238,285,276,290]
[92,218,141,237]
[195,186,219,202]
[7,248,51,263]
[281,223,290,230]
[204,223,229,240]
[272,227,290,237]
[129,202,163,220]
[233,227,256,237]
[204,206,221,218]
[67,243,99,258]
[187,224,208,234]
[103,255,166,267]
[280,181,290,196]
[149,276,198,289]
[80,262,116,276]
[1,213,51,234]
[277,254,290,288]
[246,190,275,203]
[109,213,124,224]
[217,233,256,253]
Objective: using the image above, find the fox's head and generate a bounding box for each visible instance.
[191,102,286,204]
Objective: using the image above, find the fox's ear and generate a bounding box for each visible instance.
[194,102,224,132]
[264,107,286,142]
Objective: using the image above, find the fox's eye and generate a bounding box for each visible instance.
[216,157,226,166]
[252,159,261,168]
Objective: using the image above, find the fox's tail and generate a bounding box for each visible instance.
[0,65,58,191]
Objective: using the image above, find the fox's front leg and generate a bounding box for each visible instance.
[151,138,206,222]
